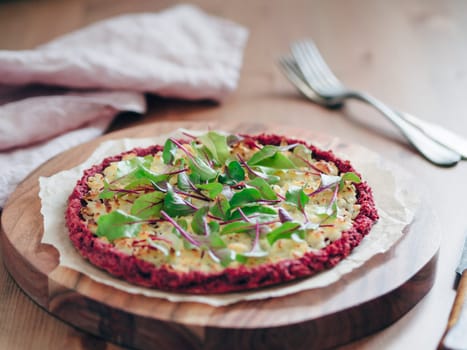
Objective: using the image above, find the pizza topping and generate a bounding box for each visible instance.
[80,131,362,272]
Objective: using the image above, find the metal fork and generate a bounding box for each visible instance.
[285,40,465,166]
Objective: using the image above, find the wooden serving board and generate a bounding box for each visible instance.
[1,121,439,350]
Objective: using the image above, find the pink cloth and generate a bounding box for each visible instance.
[0,4,248,207]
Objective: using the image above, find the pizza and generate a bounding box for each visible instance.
[66,131,379,294]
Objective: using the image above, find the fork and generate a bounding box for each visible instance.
[286,40,465,166]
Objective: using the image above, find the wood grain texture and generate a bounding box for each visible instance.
[1,0,467,349]
[1,121,439,349]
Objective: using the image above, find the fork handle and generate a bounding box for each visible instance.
[353,92,461,166]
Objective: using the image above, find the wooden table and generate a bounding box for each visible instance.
[1,0,466,349]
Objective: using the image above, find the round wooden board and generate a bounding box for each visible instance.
[1,121,439,350]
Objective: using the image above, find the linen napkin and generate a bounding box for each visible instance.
[0,4,248,207]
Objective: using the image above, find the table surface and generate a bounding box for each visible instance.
[1,0,466,349]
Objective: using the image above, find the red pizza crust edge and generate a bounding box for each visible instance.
[65,133,379,294]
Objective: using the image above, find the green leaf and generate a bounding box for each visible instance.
[189,171,201,185]
[329,200,338,219]
[229,188,262,208]
[196,182,223,199]
[218,160,245,185]
[130,191,164,219]
[162,138,177,165]
[125,178,153,190]
[252,166,281,184]
[197,223,225,249]
[99,179,116,200]
[160,211,200,248]
[247,145,278,165]
[209,232,227,249]
[209,221,220,233]
[266,222,302,246]
[112,156,168,187]
[133,165,168,184]
[221,221,254,234]
[115,156,153,178]
[175,218,188,233]
[247,145,296,169]
[189,157,218,181]
[247,177,278,200]
[162,184,196,217]
[285,186,310,209]
[257,152,296,169]
[210,196,231,220]
[197,131,231,164]
[290,144,313,167]
[177,171,192,192]
[339,172,361,190]
[96,210,142,241]
[191,206,210,235]
[230,205,277,223]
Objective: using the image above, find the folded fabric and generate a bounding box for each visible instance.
[0,4,248,207]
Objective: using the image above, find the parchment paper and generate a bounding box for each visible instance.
[39,129,418,306]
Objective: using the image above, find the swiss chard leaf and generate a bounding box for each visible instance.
[208,231,227,249]
[218,160,245,185]
[210,196,231,220]
[339,172,361,190]
[160,210,200,247]
[115,156,153,178]
[247,177,278,200]
[191,206,210,235]
[189,171,201,185]
[96,210,142,241]
[229,188,262,208]
[113,156,168,186]
[133,165,168,184]
[125,178,153,190]
[221,221,254,234]
[130,191,164,219]
[230,205,277,223]
[189,157,218,181]
[196,182,223,199]
[285,186,310,209]
[247,145,296,169]
[162,184,196,217]
[247,145,278,165]
[290,144,313,167]
[162,138,178,165]
[251,166,281,184]
[99,179,116,200]
[197,131,231,165]
[177,171,192,192]
[266,222,303,246]
[197,224,225,249]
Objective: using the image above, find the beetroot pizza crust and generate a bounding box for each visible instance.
[65,134,379,294]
